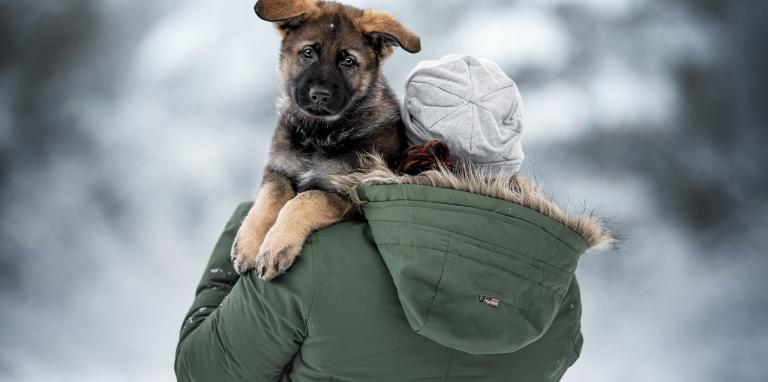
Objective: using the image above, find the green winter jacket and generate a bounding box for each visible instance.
[175,165,610,382]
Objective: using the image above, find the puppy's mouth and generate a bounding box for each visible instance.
[296,102,351,121]
[301,104,336,117]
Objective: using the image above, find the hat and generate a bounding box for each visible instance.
[402,54,525,176]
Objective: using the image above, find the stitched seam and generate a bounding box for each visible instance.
[305,236,318,330]
[451,251,560,294]
[443,349,456,381]
[365,200,582,254]
[409,80,472,103]
[366,200,579,253]
[375,241,565,288]
[408,80,494,113]
[475,84,515,102]
[367,208,578,268]
[469,96,475,153]
[467,59,474,96]
[309,235,332,378]
[425,101,470,130]
[414,234,451,333]
[467,59,475,154]
[443,229,571,277]
[444,102,472,143]
[371,221,572,276]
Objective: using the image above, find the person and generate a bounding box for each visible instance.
[175,55,613,381]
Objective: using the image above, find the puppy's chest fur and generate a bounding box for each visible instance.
[273,143,358,192]
[268,116,400,193]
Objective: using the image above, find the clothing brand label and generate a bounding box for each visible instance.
[479,294,500,308]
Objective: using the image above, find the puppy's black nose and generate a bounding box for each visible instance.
[309,86,331,106]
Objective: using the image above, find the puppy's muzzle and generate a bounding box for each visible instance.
[309,86,331,107]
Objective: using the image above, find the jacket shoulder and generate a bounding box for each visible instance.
[301,217,376,268]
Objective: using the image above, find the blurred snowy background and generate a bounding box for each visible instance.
[1,0,766,380]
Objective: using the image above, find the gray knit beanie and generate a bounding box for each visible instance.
[402,54,525,176]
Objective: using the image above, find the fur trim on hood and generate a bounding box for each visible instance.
[331,155,615,250]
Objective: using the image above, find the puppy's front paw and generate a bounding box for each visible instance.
[253,245,300,281]
[253,226,305,280]
[231,228,265,275]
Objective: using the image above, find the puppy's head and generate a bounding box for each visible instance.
[255,0,420,120]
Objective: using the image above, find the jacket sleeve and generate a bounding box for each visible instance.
[174,202,317,381]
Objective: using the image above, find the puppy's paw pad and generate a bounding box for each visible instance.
[233,251,259,275]
[231,232,263,275]
[254,246,300,280]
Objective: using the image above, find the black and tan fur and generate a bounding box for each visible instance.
[231,0,420,279]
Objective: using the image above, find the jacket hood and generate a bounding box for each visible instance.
[332,157,613,355]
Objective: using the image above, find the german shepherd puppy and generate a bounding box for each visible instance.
[231,0,421,279]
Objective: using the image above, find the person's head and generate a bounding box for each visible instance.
[401,54,524,176]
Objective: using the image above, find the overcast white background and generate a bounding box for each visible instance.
[1,0,767,381]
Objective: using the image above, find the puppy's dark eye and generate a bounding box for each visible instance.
[302,48,314,58]
[341,55,356,67]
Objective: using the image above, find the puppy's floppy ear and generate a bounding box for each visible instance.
[356,9,421,59]
[254,0,319,35]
